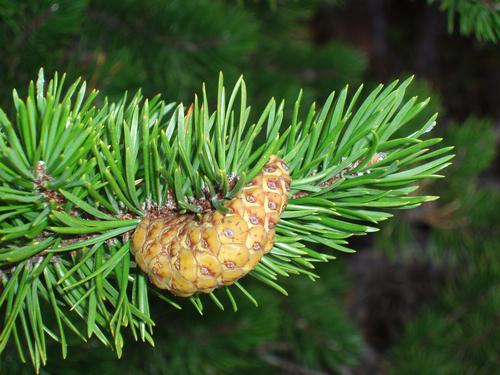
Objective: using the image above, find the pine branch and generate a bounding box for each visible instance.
[431,0,500,42]
[0,69,453,370]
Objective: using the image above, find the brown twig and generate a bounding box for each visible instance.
[33,161,66,206]
[257,342,329,375]
[292,153,386,199]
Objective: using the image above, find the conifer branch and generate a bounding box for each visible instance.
[0,69,453,370]
[432,0,500,42]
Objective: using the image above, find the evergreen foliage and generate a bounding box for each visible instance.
[0,269,362,375]
[0,0,363,110]
[0,68,451,370]
[1,1,497,374]
[432,0,500,42]
[387,240,499,375]
[375,113,499,374]
[376,115,497,259]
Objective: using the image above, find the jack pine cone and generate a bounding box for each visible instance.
[131,155,291,297]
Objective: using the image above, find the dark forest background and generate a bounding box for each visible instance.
[1,1,499,374]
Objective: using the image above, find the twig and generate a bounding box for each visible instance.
[33,161,66,206]
[292,153,385,199]
[257,342,329,375]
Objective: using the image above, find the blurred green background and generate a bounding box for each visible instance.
[1,0,499,374]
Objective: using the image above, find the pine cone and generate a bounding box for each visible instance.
[131,155,291,297]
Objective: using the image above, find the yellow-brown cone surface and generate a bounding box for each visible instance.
[131,155,291,297]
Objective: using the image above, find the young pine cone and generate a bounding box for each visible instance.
[131,155,291,297]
